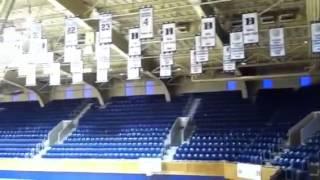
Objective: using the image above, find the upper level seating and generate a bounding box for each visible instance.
[0,99,82,158]
[174,91,283,164]
[44,95,187,159]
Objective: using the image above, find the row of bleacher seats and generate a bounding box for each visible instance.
[44,95,188,159]
[0,99,84,158]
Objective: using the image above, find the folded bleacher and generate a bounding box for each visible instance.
[0,99,83,158]
[43,95,187,159]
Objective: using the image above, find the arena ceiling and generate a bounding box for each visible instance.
[0,0,319,97]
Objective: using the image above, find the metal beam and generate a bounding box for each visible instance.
[3,71,49,107]
[188,0,228,46]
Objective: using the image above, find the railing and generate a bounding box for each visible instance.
[47,120,73,146]
[288,111,320,145]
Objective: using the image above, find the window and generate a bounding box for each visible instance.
[300,76,312,87]
[227,81,237,91]
[83,84,93,98]
[126,82,134,96]
[65,87,74,99]
[146,81,155,95]
[28,91,37,101]
[263,79,273,89]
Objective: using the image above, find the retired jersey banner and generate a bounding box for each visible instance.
[128,55,142,68]
[269,28,285,57]
[230,32,245,60]
[311,22,320,53]
[242,13,259,44]
[65,18,78,46]
[160,65,171,77]
[64,47,82,63]
[201,17,216,47]
[99,14,112,44]
[26,64,36,86]
[190,50,202,74]
[127,66,140,80]
[223,45,236,71]
[139,7,153,39]
[96,43,111,69]
[128,27,141,56]
[49,63,61,86]
[30,22,42,40]
[195,35,209,63]
[162,23,176,52]
[160,52,173,66]
[96,69,108,83]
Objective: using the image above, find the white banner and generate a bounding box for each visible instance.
[230,32,245,60]
[30,22,42,40]
[140,7,153,39]
[127,67,140,80]
[162,23,176,52]
[96,69,108,83]
[160,65,171,77]
[65,18,78,46]
[190,50,202,74]
[64,47,82,63]
[72,72,83,84]
[129,27,141,56]
[29,38,48,55]
[237,163,262,180]
[160,52,173,66]
[269,28,285,57]
[3,27,16,44]
[49,63,61,86]
[139,158,162,176]
[201,17,216,47]
[70,61,83,73]
[99,14,112,44]
[95,43,110,69]
[223,46,236,71]
[128,55,142,68]
[26,64,36,86]
[311,22,320,53]
[195,35,209,63]
[242,13,259,44]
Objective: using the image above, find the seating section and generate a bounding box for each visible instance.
[174,91,281,164]
[44,95,187,159]
[272,131,320,170]
[0,99,83,158]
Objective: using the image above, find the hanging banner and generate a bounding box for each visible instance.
[97,69,108,83]
[230,32,245,60]
[160,65,171,77]
[49,63,61,86]
[201,17,216,47]
[160,52,174,66]
[190,50,202,74]
[140,7,153,39]
[72,73,83,84]
[128,27,141,56]
[128,55,142,68]
[65,18,78,46]
[30,22,42,40]
[195,35,209,63]
[242,13,259,44]
[162,23,176,52]
[64,47,82,63]
[70,61,83,73]
[26,64,36,86]
[311,22,320,53]
[223,45,236,71]
[99,14,112,44]
[127,67,140,80]
[96,43,111,69]
[269,28,285,57]
[3,27,16,44]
